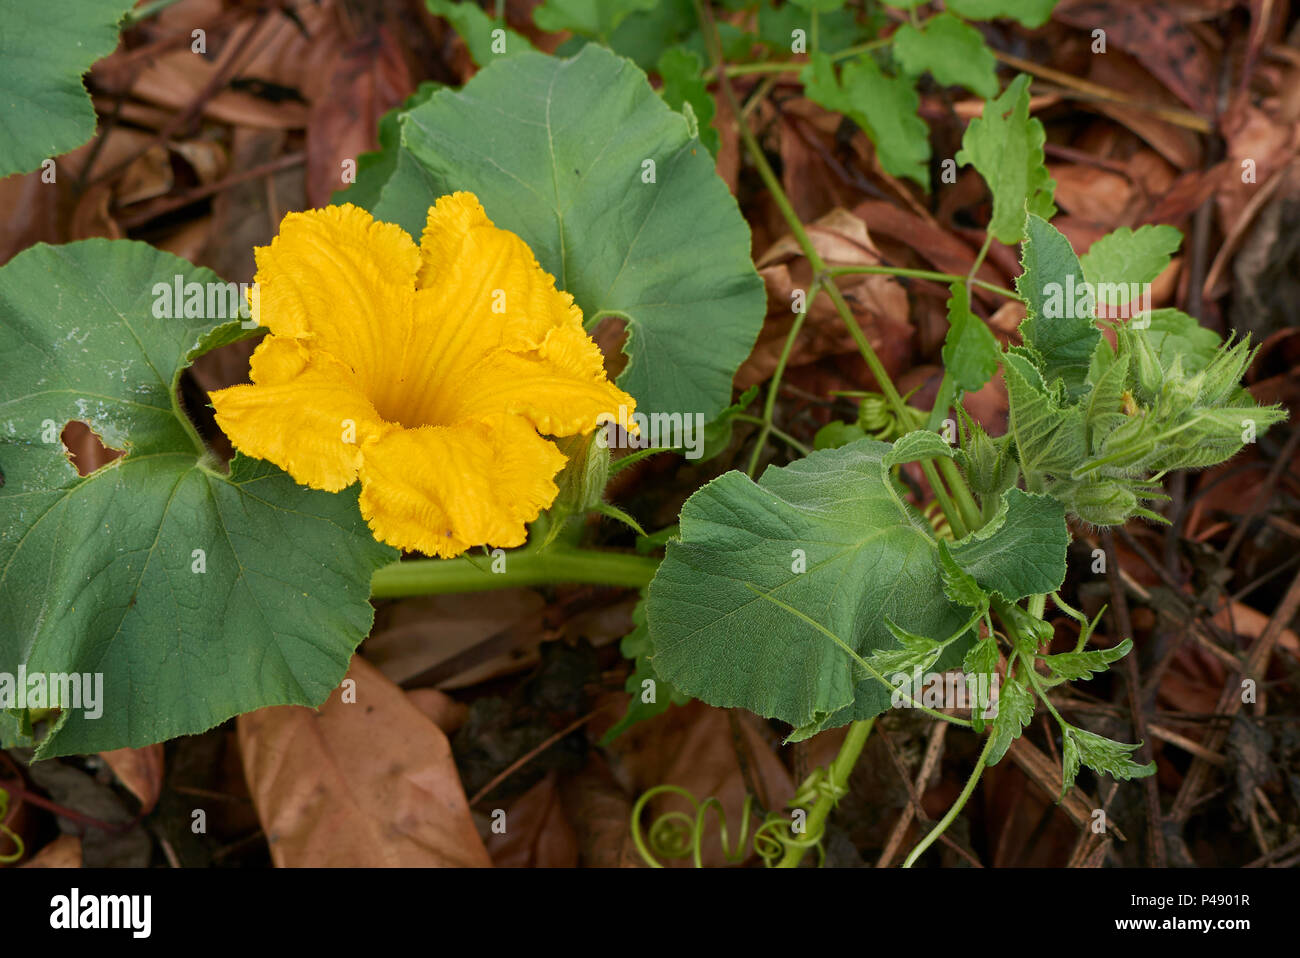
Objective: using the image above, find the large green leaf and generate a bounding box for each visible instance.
[645,439,972,735]
[0,0,134,177]
[359,45,764,422]
[0,241,395,758]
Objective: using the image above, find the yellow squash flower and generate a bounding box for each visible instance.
[210,193,635,558]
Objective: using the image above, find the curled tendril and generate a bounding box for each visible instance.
[0,786,24,864]
[833,390,927,441]
[631,775,840,868]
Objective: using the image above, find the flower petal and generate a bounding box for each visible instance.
[357,416,566,557]
[252,203,419,409]
[397,193,587,425]
[447,324,636,436]
[210,335,391,492]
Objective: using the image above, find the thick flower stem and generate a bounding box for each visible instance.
[370,546,660,598]
[774,718,874,868]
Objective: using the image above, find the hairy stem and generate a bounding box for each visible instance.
[902,730,994,867]
[775,718,875,868]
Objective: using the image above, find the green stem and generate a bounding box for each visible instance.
[826,265,1017,300]
[902,730,994,867]
[744,278,818,476]
[775,718,874,868]
[370,546,659,598]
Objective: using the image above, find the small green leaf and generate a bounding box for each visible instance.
[1139,308,1222,376]
[802,53,931,188]
[1043,638,1133,682]
[962,635,999,677]
[1061,726,1156,797]
[941,283,1002,394]
[988,674,1034,765]
[882,428,957,469]
[534,0,659,41]
[1004,354,1089,479]
[426,0,534,64]
[602,596,689,743]
[945,0,1059,28]
[1016,214,1100,399]
[892,13,998,98]
[814,419,869,450]
[0,0,135,177]
[956,74,1056,245]
[947,489,1068,601]
[657,46,719,156]
[1080,224,1182,290]
[937,540,989,612]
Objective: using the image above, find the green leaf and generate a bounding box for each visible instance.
[605,0,697,70]
[947,489,1067,601]
[1044,638,1133,682]
[937,540,990,612]
[1079,224,1182,290]
[802,53,931,188]
[882,428,956,469]
[790,0,846,12]
[962,635,998,677]
[365,45,764,422]
[987,674,1034,765]
[426,0,534,65]
[1016,214,1100,399]
[0,0,134,177]
[956,74,1056,245]
[1139,308,1222,376]
[0,240,396,758]
[892,13,998,98]
[814,420,869,450]
[645,439,973,732]
[759,0,870,55]
[602,595,689,743]
[1003,352,1088,478]
[698,384,759,461]
[945,0,1059,28]
[657,46,719,156]
[941,283,1002,394]
[1061,726,1156,797]
[534,0,659,40]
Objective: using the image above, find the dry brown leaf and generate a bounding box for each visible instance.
[99,745,165,815]
[18,835,83,869]
[739,208,911,389]
[238,655,491,867]
[485,771,579,868]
